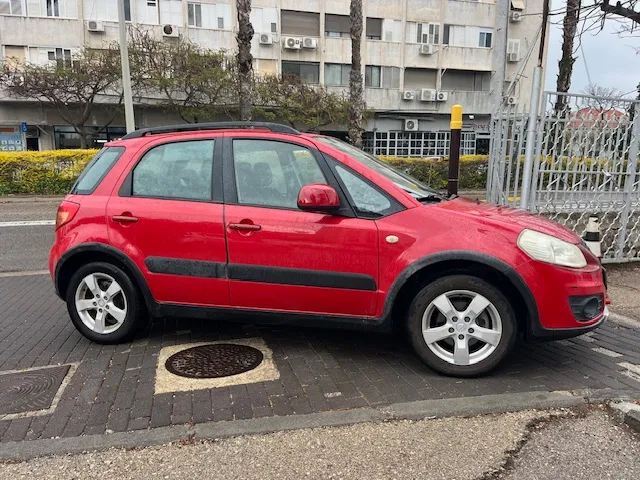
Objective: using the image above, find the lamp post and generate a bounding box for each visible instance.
[117,0,135,133]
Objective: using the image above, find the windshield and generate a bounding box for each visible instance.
[314,136,445,201]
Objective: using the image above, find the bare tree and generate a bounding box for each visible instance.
[236,0,254,121]
[348,0,365,148]
[555,0,582,116]
[1,48,122,148]
[581,83,627,110]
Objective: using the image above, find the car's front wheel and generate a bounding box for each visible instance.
[66,262,142,343]
[407,275,518,377]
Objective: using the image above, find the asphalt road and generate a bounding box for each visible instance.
[0,200,58,273]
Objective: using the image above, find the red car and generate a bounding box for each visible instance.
[49,122,608,376]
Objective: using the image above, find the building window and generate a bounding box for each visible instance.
[365,66,381,88]
[270,22,277,33]
[0,0,23,15]
[366,17,382,40]
[187,3,202,27]
[282,61,319,84]
[479,30,493,48]
[48,48,72,68]
[507,38,520,56]
[46,0,59,16]
[281,10,320,36]
[325,14,350,38]
[324,63,350,86]
[217,16,224,28]
[382,66,400,88]
[417,23,440,44]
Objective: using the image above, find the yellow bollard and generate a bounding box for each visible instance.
[448,105,463,196]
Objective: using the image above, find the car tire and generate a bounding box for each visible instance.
[407,275,518,377]
[66,262,143,344]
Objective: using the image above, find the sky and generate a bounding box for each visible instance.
[544,0,640,97]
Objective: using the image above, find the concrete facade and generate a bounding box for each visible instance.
[0,0,546,154]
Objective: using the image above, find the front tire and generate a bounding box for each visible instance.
[66,262,142,344]
[407,275,518,377]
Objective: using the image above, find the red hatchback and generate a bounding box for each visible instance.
[49,122,608,376]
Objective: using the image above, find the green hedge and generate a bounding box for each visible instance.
[0,149,489,195]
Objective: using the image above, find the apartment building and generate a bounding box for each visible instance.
[0,0,545,154]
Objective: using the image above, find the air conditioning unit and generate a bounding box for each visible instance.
[507,52,519,63]
[436,91,448,102]
[404,119,419,132]
[507,96,519,105]
[162,24,179,38]
[303,37,318,49]
[510,11,523,22]
[259,33,274,45]
[420,88,437,102]
[87,20,105,32]
[283,36,302,50]
[420,44,436,55]
[402,91,415,101]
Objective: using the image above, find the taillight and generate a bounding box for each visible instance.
[55,201,80,230]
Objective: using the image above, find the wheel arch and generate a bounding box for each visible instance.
[383,251,538,336]
[55,243,156,314]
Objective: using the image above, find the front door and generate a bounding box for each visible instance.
[224,135,379,317]
[107,137,230,307]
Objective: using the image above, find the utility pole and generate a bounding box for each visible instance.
[520,0,550,209]
[490,0,510,109]
[117,0,135,133]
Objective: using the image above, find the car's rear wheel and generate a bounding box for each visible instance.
[66,262,142,343]
[407,275,518,377]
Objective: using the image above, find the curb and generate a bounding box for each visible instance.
[1,388,638,462]
[610,401,640,433]
[608,312,640,329]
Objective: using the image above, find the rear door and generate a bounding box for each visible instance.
[107,136,230,307]
[223,134,380,317]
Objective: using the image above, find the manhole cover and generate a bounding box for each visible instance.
[0,365,70,416]
[165,344,264,379]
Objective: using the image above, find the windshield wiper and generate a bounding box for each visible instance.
[410,192,444,203]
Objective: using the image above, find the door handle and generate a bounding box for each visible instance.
[112,214,139,224]
[228,223,261,231]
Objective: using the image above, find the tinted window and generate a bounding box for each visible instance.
[233,139,326,209]
[335,165,392,218]
[132,140,214,201]
[72,147,124,194]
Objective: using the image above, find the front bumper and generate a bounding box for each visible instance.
[529,306,609,341]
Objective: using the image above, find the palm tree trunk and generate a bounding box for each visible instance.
[554,0,581,116]
[236,0,254,121]
[348,0,364,148]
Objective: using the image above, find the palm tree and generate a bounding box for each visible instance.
[348,0,364,147]
[236,0,254,120]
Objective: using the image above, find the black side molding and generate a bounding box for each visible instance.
[145,257,226,279]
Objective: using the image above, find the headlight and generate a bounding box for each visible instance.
[517,229,587,268]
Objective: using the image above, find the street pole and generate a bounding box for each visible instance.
[448,105,463,197]
[519,0,549,209]
[117,0,135,133]
[490,0,510,108]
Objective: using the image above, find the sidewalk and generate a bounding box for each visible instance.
[606,263,640,322]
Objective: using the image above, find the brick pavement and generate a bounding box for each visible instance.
[1,274,639,443]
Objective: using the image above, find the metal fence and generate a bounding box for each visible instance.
[488,91,640,263]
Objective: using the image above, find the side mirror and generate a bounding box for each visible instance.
[297,184,340,213]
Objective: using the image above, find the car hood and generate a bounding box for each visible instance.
[430,198,580,243]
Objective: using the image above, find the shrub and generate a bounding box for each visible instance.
[0,150,98,195]
[0,149,490,195]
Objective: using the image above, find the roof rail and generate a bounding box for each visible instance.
[121,122,301,139]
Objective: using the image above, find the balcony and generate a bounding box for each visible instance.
[443,1,495,26]
[404,43,439,69]
[365,41,403,67]
[280,0,320,11]
[441,46,492,71]
[0,16,83,46]
[365,87,402,111]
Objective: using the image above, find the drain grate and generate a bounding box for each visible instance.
[165,344,264,379]
[0,365,70,416]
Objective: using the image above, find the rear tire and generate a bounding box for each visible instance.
[407,275,518,377]
[66,262,142,344]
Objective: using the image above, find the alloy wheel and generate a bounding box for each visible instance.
[74,272,128,335]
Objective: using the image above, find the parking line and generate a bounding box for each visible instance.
[0,220,55,228]
[0,270,49,278]
[592,347,623,358]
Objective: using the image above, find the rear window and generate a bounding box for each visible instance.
[71,147,125,194]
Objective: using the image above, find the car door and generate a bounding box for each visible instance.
[223,134,379,317]
[107,136,230,307]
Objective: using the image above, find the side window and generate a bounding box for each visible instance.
[72,147,124,194]
[334,165,392,218]
[132,140,214,201]
[233,139,326,209]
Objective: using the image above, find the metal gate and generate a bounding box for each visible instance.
[488,92,640,263]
